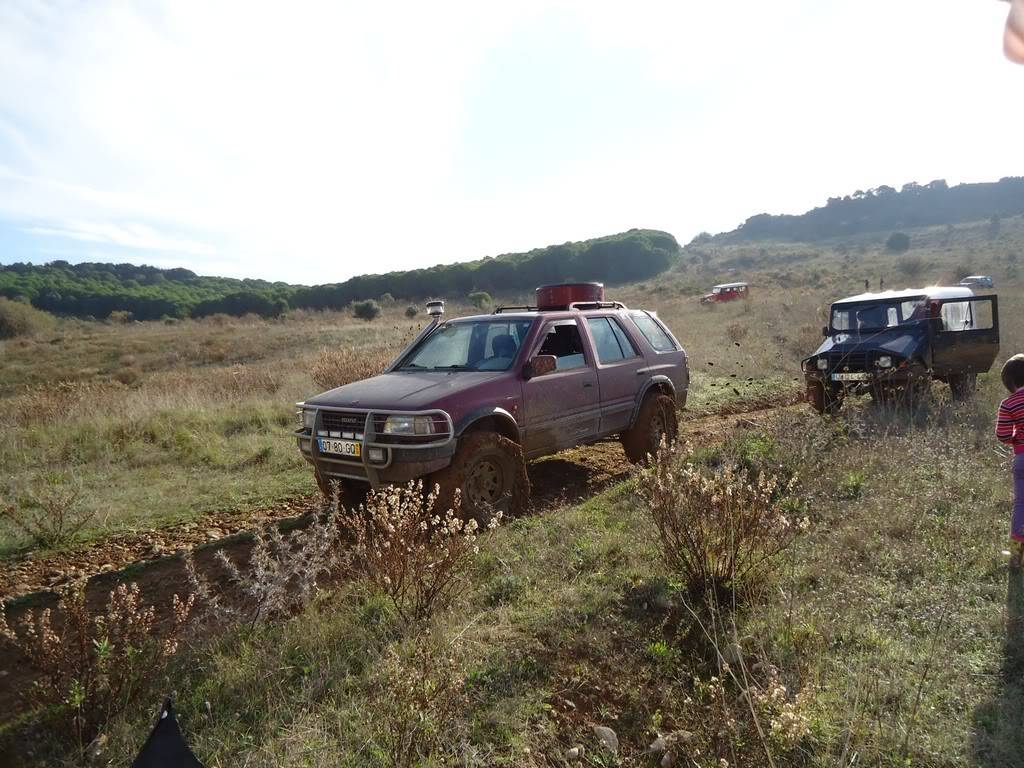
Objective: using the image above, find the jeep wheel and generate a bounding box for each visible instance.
[807,382,841,415]
[430,431,529,524]
[621,393,679,464]
[949,372,977,401]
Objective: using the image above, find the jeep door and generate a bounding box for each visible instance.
[584,315,646,435]
[522,318,600,458]
[930,295,1000,375]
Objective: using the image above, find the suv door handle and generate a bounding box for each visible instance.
[583,382,594,388]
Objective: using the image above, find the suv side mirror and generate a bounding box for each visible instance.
[525,354,557,380]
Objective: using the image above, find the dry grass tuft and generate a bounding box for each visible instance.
[0,478,95,549]
[309,344,398,391]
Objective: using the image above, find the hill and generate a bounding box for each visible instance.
[0,229,679,321]
[706,176,1024,244]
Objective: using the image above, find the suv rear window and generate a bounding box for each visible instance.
[587,317,639,363]
[629,311,676,352]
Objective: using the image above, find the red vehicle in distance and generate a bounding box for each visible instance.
[700,282,749,305]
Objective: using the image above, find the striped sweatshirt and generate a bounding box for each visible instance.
[996,387,1024,454]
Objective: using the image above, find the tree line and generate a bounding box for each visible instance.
[707,177,1024,243]
[0,229,679,320]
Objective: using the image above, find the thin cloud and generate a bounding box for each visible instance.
[27,221,218,257]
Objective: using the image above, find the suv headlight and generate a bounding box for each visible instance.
[816,358,829,371]
[877,356,893,368]
[383,415,437,435]
[296,408,315,430]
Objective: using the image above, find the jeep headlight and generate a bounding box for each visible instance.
[816,358,829,371]
[877,356,893,368]
[383,415,436,435]
[296,408,315,430]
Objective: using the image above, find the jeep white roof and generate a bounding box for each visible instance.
[711,282,748,289]
[960,275,992,281]
[833,286,975,305]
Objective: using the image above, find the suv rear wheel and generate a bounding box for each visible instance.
[430,431,529,524]
[622,393,678,464]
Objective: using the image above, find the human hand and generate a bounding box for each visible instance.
[1007,0,1024,63]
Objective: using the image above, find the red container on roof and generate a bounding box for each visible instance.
[536,282,605,310]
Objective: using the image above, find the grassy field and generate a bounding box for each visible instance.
[3,215,1024,765]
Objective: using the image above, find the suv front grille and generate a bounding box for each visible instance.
[319,410,366,438]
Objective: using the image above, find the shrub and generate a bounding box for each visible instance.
[885,232,911,253]
[898,255,925,278]
[353,299,381,321]
[0,298,56,339]
[726,322,748,343]
[187,507,343,627]
[0,582,194,752]
[379,292,396,305]
[364,631,467,767]
[468,291,492,310]
[635,440,802,596]
[310,345,397,391]
[339,481,498,623]
[404,305,418,318]
[0,477,95,549]
[113,367,142,386]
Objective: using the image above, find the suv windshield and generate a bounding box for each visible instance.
[830,298,927,333]
[399,319,533,372]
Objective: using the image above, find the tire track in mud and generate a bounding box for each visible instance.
[0,396,805,718]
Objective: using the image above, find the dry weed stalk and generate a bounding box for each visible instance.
[0,479,95,549]
[187,508,343,627]
[636,440,804,596]
[366,631,467,768]
[339,481,499,623]
[0,583,194,751]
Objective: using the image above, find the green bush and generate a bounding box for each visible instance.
[0,298,56,339]
[468,291,492,309]
[885,232,911,253]
[404,305,418,318]
[352,300,381,321]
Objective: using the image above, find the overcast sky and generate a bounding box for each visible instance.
[0,1,1021,284]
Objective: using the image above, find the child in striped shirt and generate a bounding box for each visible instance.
[997,354,1024,565]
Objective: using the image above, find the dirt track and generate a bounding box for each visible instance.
[0,398,802,718]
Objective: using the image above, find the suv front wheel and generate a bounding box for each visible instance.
[621,393,678,464]
[430,431,529,524]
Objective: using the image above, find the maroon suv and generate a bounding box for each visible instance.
[295,283,689,519]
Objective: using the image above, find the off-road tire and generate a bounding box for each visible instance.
[621,393,679,464]
[949,372,977,401]
[430,431,529,524]
[807,382,842,415]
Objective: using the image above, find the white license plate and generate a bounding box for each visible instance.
[318,438,361,457]
[831,372,871,382]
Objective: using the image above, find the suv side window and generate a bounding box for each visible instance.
[587,317,639,363]
[538,321,587,370]
[940,299,994,331]
[629,310,677,352]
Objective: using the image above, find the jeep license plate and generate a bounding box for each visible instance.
[831,372,871,382]
[318,438,361,457]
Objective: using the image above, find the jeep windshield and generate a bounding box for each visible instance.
[398,318,534,372]
[830,297,927,333]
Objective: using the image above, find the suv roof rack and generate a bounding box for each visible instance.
[568,300,628,311]
[493,305,538,314]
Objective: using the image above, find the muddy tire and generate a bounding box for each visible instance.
[621,393,679,464]
[949,372,977,401]
[807,382,841,415]
[430,431,529,524]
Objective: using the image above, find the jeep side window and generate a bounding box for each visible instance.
[538,321,587,370]
[629,310,677,352]
[586,317,638,364]
[940,299,994,331]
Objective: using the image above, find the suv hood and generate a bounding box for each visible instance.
[304,370,506,411]
[809,327,925,361]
